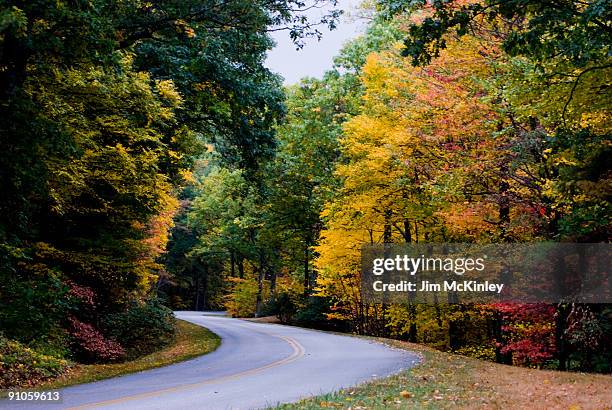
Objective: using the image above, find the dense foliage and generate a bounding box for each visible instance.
[0,336,69,389]
[180,0,610,373]
[0,0,340,387]
[1,0,609,388]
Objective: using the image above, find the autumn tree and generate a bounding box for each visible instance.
[0,0,342,368]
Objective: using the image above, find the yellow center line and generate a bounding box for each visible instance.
[66,335,305,410]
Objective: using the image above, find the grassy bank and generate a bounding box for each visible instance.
[40,319,220,390]
[276,338,612,410]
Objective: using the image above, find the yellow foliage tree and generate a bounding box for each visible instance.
[315,32,523,335]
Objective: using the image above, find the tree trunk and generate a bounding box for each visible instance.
[408,319,417,343]
[269,262,277,297]
[194,277,200,311]
[556,303,569,370]
[303,245,309,296]
[255,252,265,317]
[237,254,244,278]
[493,310,513,364]
[383,209,392,242]
[433,293,443,328]
[499,164,510,240]
[403,218,417,342]
[202,263,208,310]
[403,218,412,243]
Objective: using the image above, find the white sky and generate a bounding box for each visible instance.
[265,0,366,85]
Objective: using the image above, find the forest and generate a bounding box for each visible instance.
[1,0,610,389]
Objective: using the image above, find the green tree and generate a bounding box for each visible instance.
[0,0,341,358]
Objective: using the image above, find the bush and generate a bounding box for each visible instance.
[68,316,126,363]
[29,329,72,360]
[293,296,347,331]
[102,299,175,359]
[225,277,269,318]
[263,292,297,323]
[454,344,497,361]
[0,257,69,344]
[0,335,70,389]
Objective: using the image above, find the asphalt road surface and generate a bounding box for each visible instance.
[1,311,419,410]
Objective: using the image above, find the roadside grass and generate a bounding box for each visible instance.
[275,338,612,410]
[39,319,220,390]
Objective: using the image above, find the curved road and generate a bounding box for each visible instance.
[1,311,419,410]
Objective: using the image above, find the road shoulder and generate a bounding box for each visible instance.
[275,338,612,409]
[38,319,220,390]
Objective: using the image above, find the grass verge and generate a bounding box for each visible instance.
[275,338,612,410]
[40,319,220,390]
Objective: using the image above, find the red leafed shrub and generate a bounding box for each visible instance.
[495,303,557,367]
[499,323,556,366]
[67,316,125,362]
[66,281,96,308]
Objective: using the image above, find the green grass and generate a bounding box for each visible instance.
[274,342,478,410]
[39,319,220,390]
[274,338,612,409]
